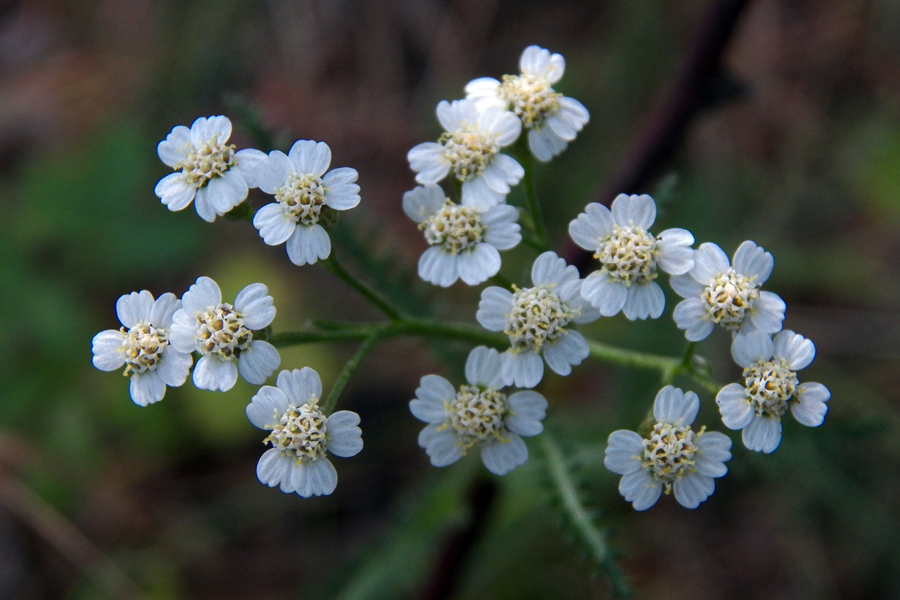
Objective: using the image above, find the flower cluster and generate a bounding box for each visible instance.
[92,44,831,513]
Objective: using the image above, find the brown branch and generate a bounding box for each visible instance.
[564,0,753,268]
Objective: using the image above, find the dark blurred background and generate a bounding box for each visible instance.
[0,0,898,598]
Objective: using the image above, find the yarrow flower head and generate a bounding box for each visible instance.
[717,330,830,453]
[671,241,786,341]
[465,45,589,162]
[410,346,547,476]
[476,251,600,388]
[155,116,266,222]
[569,194,695,320]
[247,368,363,497]
[407,99,523,208]
[253,140,361,266]
[92,291,193,406]
[403,183,521,286]
[605,386,732,511]
[169,277,280,392]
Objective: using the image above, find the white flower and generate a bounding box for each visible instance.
[169,277,280,392]
[604,386,732,511]
[410,346,547,476]
[252,140,361,266]
[155,116,266,222]
[247,368,363,497]
[402,183,521,286]
[717,330,830,453]
[569,194,695,320]
[407,99,523,208]
[92,291,193,406]
[476,251,600,388]
[466,45,589,162]
[671,241,786,341]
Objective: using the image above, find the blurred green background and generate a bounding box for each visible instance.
[1,0,898,598]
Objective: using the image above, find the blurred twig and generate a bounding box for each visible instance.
[565,0,753,269]
[0,468,149,600]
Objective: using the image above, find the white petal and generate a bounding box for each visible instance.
[256,448,292,488]
[91,330,125,371]
[193,186,217,222]
[556,97,589,129]
[482,109,521,147]
[253,203,296,246]
[234,283,276,330]
[129,371,166,406]
[546,110,578,141]
[773,330,815,371]
[716,383,754,429]
[528,126,567,162]
[623,282,665,320]
[581,273,627,316]
[465,346,504,388]
[408,143,450,184]
[155,349,192,387]
[277,367,323,404]
[742,415,782,453]
[542,331,589,376]
[569,203,614,250]
[326,411,363,457]
[206,172,248,215]
[481,205,521,250]
[694,432,732,477]
[488,153,524,186]
[232,149,267,187]
[116,291,155,328]
[411,375,455,424]
[168,310,198,353]
[691,243,729,284]
[149,293,181,328]
[193,354,238,392]
[464,77,501,100]
[673,472,715,509]
[619,469,662,511]
[604,430,644,475]
[418,425,463,467]
[292,457,338,497]
[476,286,514,331]
[238,341,280,385]
[157,125,192,167]
[655,228,695,275]
[791,382,830,427]
[461,176,505,208]
[480,435,528,475]
[749,291,786,335]
[402,184,445,223]
[255,151,292,194]
[458,244,500,285]
[731,331,773,368]
[733,240,774,283]
[289,140,332,177]
[669,273,706,299]
[673,298,714,341]
[500,350,544,388]
[611,194,656,229]
[505,391,547,437]
[418,247,459,287]
[531,251,577,287]
[286,224,331,266]
[246,386,290,430]
[653,386,699,425]
[182,276,221,314]
[155,173,195,211]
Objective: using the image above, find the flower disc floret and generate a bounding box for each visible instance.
[446,385,509,450]
[498,73,562,128]
[422,200,485,253]
[196,303,253,360]
[595,224,659,286]
[604,386,732,511]
[121,322,169,376]
[671,241,785,341]
[503,284,573,351]
[276,173,326,225]
[175,137,236,186]
[439,125,501,182]
[264,402,329,462]
[717,330,831,454]
[642,422,703,493]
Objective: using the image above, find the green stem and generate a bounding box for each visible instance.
[321,253,403,320]
[540,434,632,598]
[322,333,386,414]
[586,338,680,373]
[519,150,550,251]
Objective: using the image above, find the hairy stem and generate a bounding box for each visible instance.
[322,253,403,320]
[322,332,386,414]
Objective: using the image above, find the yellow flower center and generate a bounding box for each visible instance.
[264,402,328,463]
